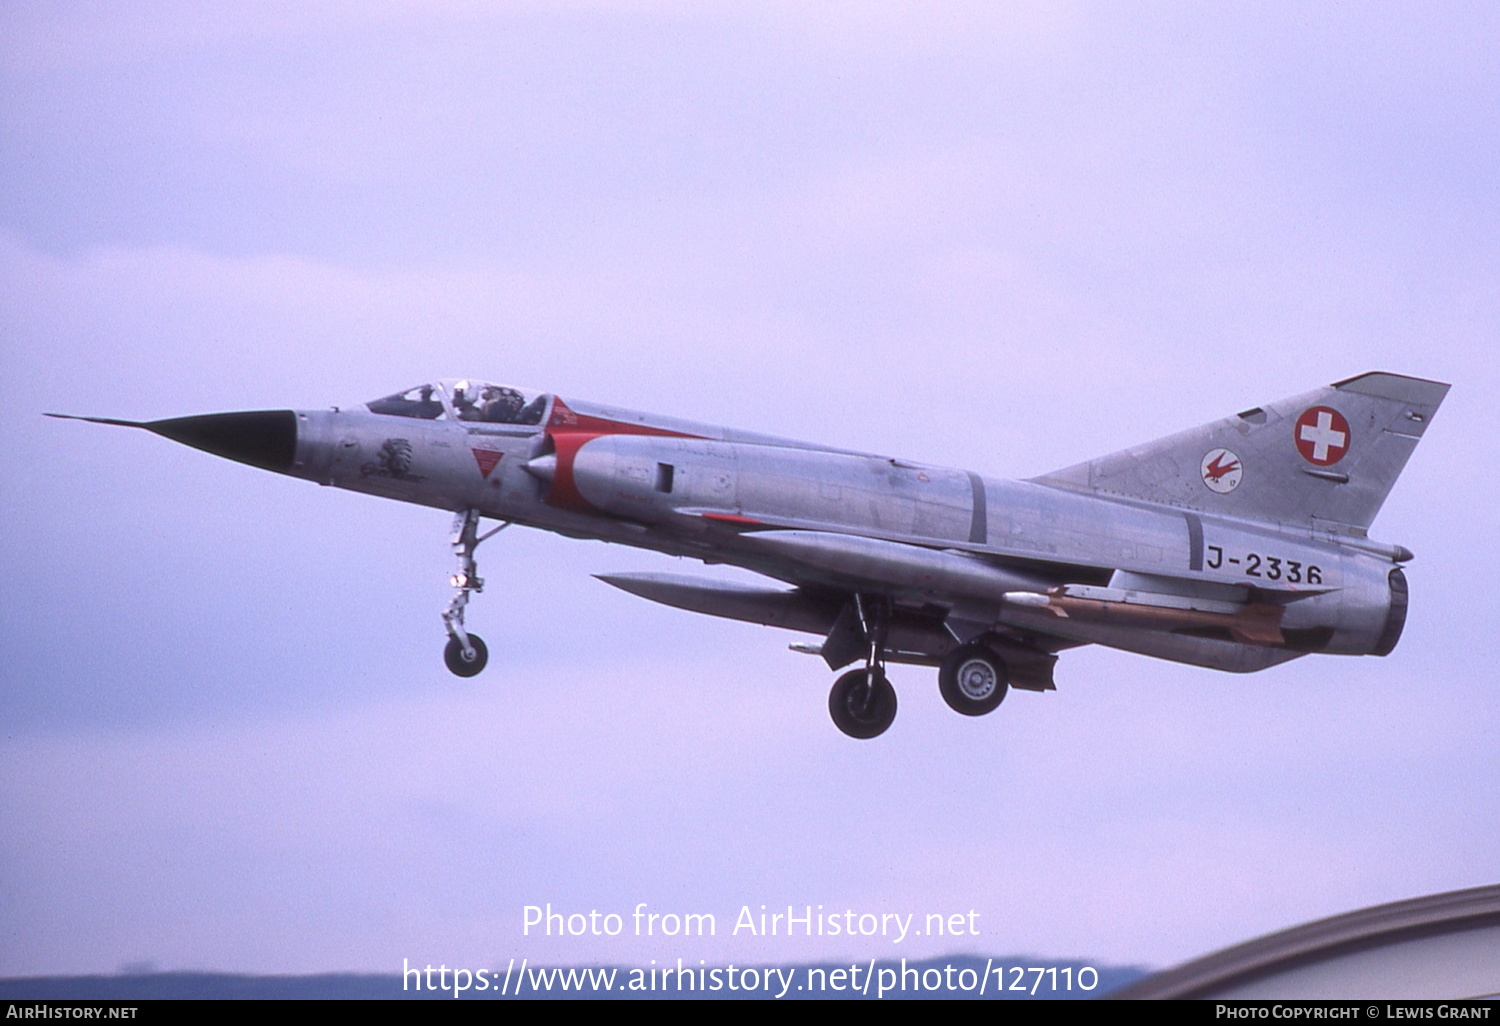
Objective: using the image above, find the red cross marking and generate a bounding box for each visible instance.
[1294,406,1350,465]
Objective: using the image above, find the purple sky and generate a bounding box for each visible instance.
[2,2,1497,976]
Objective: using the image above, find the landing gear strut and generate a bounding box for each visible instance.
[441,509,508,677]
[827,594,898,739]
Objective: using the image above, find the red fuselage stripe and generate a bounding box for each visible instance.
[544,397,703,512]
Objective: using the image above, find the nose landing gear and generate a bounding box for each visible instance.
[441,508,508,677]
[827,594,898,739]
[445,634,489,677]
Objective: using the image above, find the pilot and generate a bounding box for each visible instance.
[479,386,525,423]
[517,394,547,425]
[417,385,441,419]
[451,382,479,421]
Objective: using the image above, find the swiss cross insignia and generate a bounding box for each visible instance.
[1294,406,1350,465]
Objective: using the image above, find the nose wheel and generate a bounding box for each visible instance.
[445,634,489,676]
[826,594,898,738]
[441,509,508,677]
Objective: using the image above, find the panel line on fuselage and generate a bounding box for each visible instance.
[966,471,988,546]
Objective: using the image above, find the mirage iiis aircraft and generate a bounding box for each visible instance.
[52,372,1447,739]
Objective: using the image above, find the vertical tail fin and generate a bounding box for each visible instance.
[1032,372,1449,533]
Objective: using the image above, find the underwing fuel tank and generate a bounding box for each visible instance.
[593,571,971,669]
[594,572,837,634]
[743,530,1054,601]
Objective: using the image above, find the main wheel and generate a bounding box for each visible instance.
[939,643,1008,716]
[444,634,489,677]
[828,668,897,739]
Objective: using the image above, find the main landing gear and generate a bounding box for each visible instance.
[827,595,898,740]
[829,668,897,740]
[441,508,508,677]
[938,643,1009,716]
[820,597,1016,738]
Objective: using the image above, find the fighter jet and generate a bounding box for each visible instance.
[50,371,1447,739]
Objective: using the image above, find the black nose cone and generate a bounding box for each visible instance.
[147,410,298,473]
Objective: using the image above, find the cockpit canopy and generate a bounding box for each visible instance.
[366,380,549,426]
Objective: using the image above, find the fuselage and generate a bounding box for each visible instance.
[272,380,1405,667]
[53,371,1443,737]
